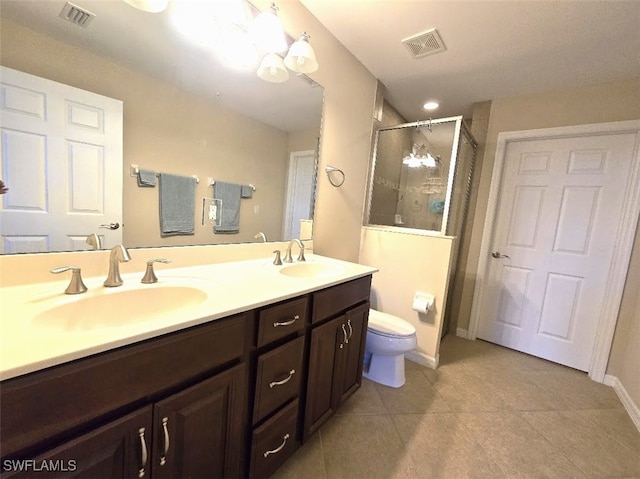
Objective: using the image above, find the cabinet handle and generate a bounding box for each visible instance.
[138,427,148,478]
[346,319,353,341]
[269,369,296,388]
[273,315,299,327]
[263,433,290,458]
[160,417,170,466]
[342,323,349,345]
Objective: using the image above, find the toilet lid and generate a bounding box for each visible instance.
[368,309,416,337]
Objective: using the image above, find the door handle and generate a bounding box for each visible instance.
[491,251,510,259]
[100,222,120,230]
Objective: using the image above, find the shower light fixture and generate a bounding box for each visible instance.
[403,145,439,168]
[423,101,439,111]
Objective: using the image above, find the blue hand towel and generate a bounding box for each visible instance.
[159,173,196,236]
[214,182,241,234]
[137,169,156,187]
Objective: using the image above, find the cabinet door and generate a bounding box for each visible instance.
[303,316,342,439]
[151,364,246,479]
[2,407,152,479]
[334,302,369,407]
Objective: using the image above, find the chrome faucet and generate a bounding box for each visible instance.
[254,232,267,242]
[283,239,306,263]
[104,245,131,287]
[51,266,88,294]
[85,233,101,250]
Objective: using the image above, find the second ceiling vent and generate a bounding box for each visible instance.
[59,2,95,28]
[402,28,446,59]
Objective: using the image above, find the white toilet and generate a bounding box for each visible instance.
[363,309,417,388]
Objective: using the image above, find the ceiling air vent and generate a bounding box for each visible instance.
[59,2,95,28]
[401,28,446,59]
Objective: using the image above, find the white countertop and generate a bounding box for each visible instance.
[0,254,376,381]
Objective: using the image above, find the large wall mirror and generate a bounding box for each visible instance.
[0,0,323,254]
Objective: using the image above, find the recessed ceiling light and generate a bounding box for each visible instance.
[423,101,439,111]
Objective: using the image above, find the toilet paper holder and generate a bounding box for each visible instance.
[412,292,435,313]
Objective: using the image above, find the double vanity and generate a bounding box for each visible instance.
[0,253,376,478]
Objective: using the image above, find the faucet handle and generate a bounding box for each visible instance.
[51,266,88,295]
[273,250,283,266]
[141,259,172,284]
[297,241,306,262]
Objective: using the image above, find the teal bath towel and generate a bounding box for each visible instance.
[159,173,196,236]
[214,181,242,234]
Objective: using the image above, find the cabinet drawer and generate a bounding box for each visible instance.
[250,399,299,479]
[257,296,308,347]
[312,275,371,324]
[253,336,304,424]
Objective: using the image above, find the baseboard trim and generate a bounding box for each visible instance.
[604,374,640,432]
[456,328,469,339]
[406,350,439,369]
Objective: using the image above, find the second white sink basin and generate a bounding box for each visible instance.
[31,285,209,332]
[279,262,347,278]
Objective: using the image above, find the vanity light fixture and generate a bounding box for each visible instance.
[284,32,318,74]
[257,52,289,83]
[122,0,168,13]
[249,2,288,54]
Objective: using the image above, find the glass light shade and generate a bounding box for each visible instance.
[257,53,289,83]
[223,26,259,69]
[123,0,168,13]
[284,32,318,73]
[249,4,288,54]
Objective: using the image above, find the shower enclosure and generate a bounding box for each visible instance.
[366,116,476,239]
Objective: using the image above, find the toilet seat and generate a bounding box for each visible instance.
[368,309,416,339]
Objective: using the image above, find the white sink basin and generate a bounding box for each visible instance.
[279,262,347,278]
[31,286,208,332]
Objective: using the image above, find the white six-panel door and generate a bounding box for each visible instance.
[477,132,637,371]
[0,66,123,254]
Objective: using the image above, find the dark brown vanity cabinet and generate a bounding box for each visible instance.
[3,365,245,479]
[0,274,373,479]
[0,314,249,479]
[304,277,371,440]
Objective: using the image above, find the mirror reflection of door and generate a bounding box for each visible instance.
[0,67,123,254]
[283,150,316,241]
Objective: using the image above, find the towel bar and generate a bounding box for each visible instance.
[130,164,199,184]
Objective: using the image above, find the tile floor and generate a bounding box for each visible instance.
[272,335,640,479]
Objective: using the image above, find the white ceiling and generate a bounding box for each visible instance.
[300,0,640,121]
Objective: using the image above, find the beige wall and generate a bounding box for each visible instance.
[272,1,378,262]
[607,227,640,404]
[359,227,455,365]
[1,18,292,247]
[455,77,640,405]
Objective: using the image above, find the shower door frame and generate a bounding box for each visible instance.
[365,115,474,236]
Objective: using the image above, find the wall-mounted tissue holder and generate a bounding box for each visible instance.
[412,292,435,314]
